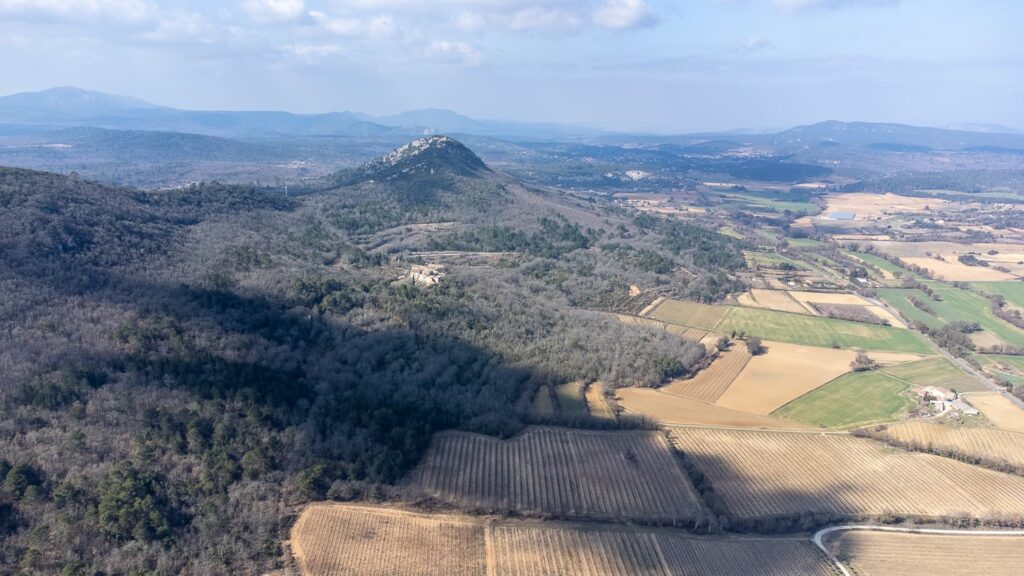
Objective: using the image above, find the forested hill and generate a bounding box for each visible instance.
[0,139,745,574]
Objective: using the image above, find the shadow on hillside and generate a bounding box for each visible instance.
[2,259,556,484]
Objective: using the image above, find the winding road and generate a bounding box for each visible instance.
[812,525,1024,576]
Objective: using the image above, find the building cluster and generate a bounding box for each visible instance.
[917,385,980,418]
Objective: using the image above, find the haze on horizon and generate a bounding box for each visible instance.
[0,0,1021,134]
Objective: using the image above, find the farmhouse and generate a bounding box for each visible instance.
[918,386,955,402]
[410,263,446,286]
[828,211,856,221]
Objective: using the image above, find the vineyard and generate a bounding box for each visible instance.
[873,421,1024,470]
[670,427,1024,521]
[291,504,486,576]
[409,427,703,522]
[662,346,751,403]
[291,504,837,576]
[833,530,1024,576]
[492,523,835,576]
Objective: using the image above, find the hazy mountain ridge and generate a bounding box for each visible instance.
[5,87,1022,149]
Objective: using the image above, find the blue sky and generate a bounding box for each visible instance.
[0,0,1021,132]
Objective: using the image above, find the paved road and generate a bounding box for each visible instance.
[812,525,1024,576]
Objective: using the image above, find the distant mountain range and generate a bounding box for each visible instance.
[0,87,600,140]
[3,87,1023,150]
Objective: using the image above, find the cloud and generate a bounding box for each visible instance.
[282,43,345,59]
[242,0,305,22]
[309,10,397,39]
[427,40,483,65]
[742,35,772,51]
[772,0,901,11]
[593,0,658,30]
[0,0,151,20]
[507,7,583,32]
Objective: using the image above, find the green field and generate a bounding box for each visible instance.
[879,357,984,392]
[877,288,944,329]
[713,307,932,353]
[845,251,910,277]
[773,370,915,428]
[649,299,931,353]
[971,282,1024,310]
[726,192,820,215]
[878,283,1024,348]
[975,354,1024,388]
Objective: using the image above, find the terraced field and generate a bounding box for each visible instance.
[293,504,837,576]
[410,428,703,522]
[670,427,1024,520]
[292,504,486,576]
[662,346,751,403]
[647,299,930,353]
[875,421,1024,469]
[833,530,1024,576]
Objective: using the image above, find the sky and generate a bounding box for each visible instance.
[0,0,1021,133]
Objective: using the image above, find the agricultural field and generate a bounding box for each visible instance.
[670,427,1024,521]
[873,421,1024,470]
[584,383,617,421]
[964,392,1024,433]
[831,530,1024,576]
[611,312,709,342]
[972,281,1024,309]
[492,523,835,576]
[554,382,588,416]
[530,385,556,418]
[291,504,486,576]
[772,370,915,428]
[662,345,751,403]
[615,387,814,430]
[823,192,947,221]
[714,306,930,353]
[879,356,984,392]
[716,342,855,415]
[843,251,906,281]
[786,237,826,249]
[291,504,837,576]
[409,427,703,522]
[642,299,727,330]
[975,354,1024,387]
[648,298,930,353]
[866,241,1024,281]
[736,289,811,315]
[878,283,1024,349]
